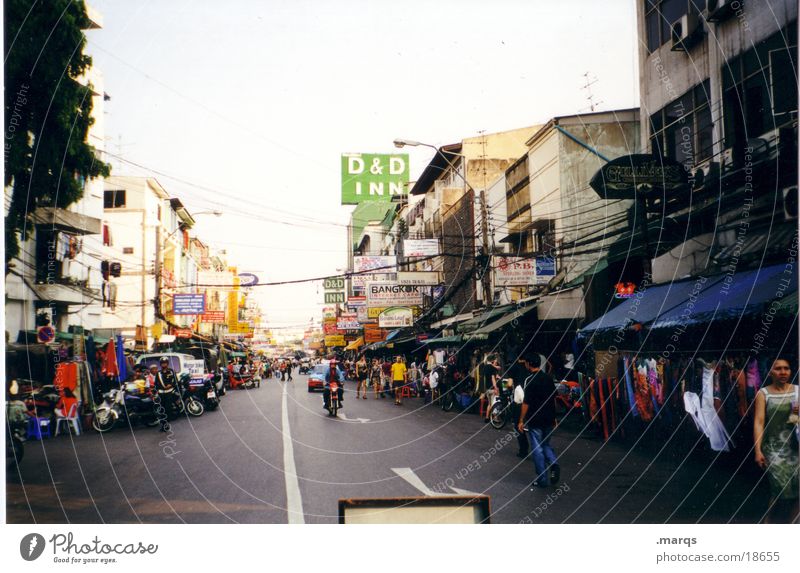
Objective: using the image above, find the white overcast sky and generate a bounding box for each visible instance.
[88,0,640,332]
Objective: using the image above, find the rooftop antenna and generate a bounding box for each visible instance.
[581,71,603,112]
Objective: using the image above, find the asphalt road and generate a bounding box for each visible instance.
[7,374,770,524]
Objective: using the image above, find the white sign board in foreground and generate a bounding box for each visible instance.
[397,271,440,286]
[493,256,537,287]
[353,256,397,288]
[403,239,440,257]
[366,282,424,307]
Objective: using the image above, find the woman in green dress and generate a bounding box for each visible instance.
[753,358,799,523]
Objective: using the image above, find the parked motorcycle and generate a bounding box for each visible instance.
[185,374,219,411]
[92,384,161,433]
[177,373,205,416]
[6,401,27,469]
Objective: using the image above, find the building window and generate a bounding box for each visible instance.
[103,189,126,208]
[722,28,798,149]
[644,0,705,53]
[649,80,713,167]
[533,221,556,255]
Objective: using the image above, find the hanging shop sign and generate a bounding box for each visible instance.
[198,271,235,287]
[201,310,226,323]
[238,273,259,286]
[397,271,441,286]
[173,328,193,339]
[378,307,414,328]
[173,293,206,315]
[535,256,556,285]
[323,322,340,335]
[347,295,366,307]
[356,306,368,322]
[324,291,346,304]
[325,335,346,347]
[337,313,361,330]
[364,326,386,343]
[366,282,424,307]
[322,306,337,319]
[614,282,637,299]
[368,306,421,319]
[341,153,409,205]
[353,256,397,288]
[493,256,536,287]
[403,238,440,257]
[589,154,688,200]
[324,277,346,290]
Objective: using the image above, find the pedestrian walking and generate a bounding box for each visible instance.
[517,352,559,488]
[381,357,392,398]
[371,358,383,398]
[355,354,368,399]
[286,359,293,381]
[391,355,408,406]
[506,355,531,458]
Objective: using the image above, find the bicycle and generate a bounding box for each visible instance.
[488,384,514,429]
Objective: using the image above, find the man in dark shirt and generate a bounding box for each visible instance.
[517,352,559,487]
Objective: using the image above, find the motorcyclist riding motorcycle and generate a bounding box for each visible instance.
[322,357,346,413]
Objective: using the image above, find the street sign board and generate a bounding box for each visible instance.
[337,313,360,330]
[397,271,440,286]
[403,238,440,257]
[37,325,56,344]
[341,153,409,205]
[173,293,206,315]
[324,292,345,304]
[366,282,424,307]
[378,307,414,328]
[535,256,556,285]
[353,256,396,288]
[325,335,346,347]
[493,256,536,287]
[238,273,259,286]
[324,277,346,290]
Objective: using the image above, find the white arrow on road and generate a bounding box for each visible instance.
[338,412,371,423]
[391,467,481,497]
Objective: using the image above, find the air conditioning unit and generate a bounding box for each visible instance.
[671,13,703,51]
[783,186,798,220]
[706,0,737,22]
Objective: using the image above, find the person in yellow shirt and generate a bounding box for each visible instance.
[390,355,408,405]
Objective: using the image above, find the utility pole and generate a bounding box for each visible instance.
[154,220,162,334]
[479,189,493,307]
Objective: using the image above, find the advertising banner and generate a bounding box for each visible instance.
[364,327,386,343]
[397,271,440,286]
[403,238,440,257]
[356,306,368,322]
[173,294,206,315]
[341,153,409,205]
[322,306,337,319]
[378,307,414,328]
[174,328,193,338]
[201,310,226,323]
[366,282,424,307]
[325,335,346,347]
[337,313,360,330]
[353,256,396,288]
[323,322,340,335]
[347,296,366,307]
[493,256,537,287]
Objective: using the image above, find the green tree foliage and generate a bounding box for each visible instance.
[4,0,111,270]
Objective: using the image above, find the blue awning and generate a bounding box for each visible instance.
[651,264,797,328]
[580,264,797,334]
[580,275,725,333]
[385,329,403,342]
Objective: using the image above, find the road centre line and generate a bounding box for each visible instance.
[282,382,305,524]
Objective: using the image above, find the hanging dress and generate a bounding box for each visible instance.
[635,363,655,422]
[684,365,733,452]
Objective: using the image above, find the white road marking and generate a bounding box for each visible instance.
[392,467,437,496]
[338,413,371,423]
[392,467,482,497]
[282,382,305,524]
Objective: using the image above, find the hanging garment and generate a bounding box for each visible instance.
[694,365,733,451]
[623,356,638,417]
[635,364,655,422]
[733,365,748,418]
[656,361,666,405]
[745,359,762,402]
[646,358,661,411]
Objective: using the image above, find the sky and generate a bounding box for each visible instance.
[87,0,640,333]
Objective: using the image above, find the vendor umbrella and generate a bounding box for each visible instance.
[116,334,127,382]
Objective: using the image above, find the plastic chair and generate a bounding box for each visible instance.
[54,402,82,437]
[26,416,52,440]
[399,385,413,399]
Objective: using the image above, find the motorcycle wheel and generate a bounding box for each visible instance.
[329,402,338,417]
[93,409,118,432]
[441,392,455,412]
[186,399,204,417]
[206,399,219,411]
[489,402,507,429]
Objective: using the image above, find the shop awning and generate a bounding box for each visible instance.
[580,275,726,333]
[469,303,538,336]
[581,264,796,334]
[457,305,515,333]
[651,264,797,328]
[422,335,464,347]
[345,337,364,351]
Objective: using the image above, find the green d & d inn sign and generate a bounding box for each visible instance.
[341,153,409,205]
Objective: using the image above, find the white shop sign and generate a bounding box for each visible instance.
[366,282,424,307]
